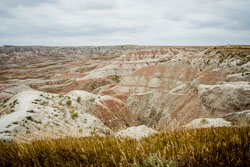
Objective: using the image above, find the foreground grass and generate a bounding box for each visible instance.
[0,127,249,167]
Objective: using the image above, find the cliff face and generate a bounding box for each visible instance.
[0,45,249,140]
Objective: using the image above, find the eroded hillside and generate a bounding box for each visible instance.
[0,45,249,140]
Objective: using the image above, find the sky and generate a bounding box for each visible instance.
[0,0,250,46]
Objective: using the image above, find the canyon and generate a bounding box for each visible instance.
[0,45,249,141]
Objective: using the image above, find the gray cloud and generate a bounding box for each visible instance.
[0,0,249,46]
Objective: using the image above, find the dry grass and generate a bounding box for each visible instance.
[0,127,249,167]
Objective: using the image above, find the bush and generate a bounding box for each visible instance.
[66,100,72,106]
[77,97,81,103]
[89,97,95,102]
[110,75,120,83]
[26,110,35,113]
[71,112,78,119]
[25,116,33,121]
[200,118,208,124]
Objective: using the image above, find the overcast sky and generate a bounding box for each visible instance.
[0,0,249,46]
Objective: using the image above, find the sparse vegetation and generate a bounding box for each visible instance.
[9,109,15,113]
[89,97,95,102]
[0,127,248,166]
[34,120,42,124]
[71,112,78,119]
[132,153,176,167]
[26,110,35,113]
[3,130,11,133]
[77,97,81,103]
[25,116,33,121]
[6,124,11,128]
[200,118,209,124]
[8,100,19,112]
[90,129,97,135]
[66,100,72,106]
[110,75,121,83]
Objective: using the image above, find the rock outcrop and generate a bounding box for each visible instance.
[0,90,137,141]
[223,110,250,126]
[183,118,231,129]
[115,125,157,140]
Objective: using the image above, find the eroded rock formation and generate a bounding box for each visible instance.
[0,45,249,140]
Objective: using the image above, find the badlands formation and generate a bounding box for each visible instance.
[0,45,249,141]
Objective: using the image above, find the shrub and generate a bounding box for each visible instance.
[71,112,78,119]
[25,116,33,121]
[89,97,95,102]
[200,118,208,124]
[9,109,15,113]
[26,110,35,113]
[77,97,81,103]
[110,75,120,83]
[3,130,11,133]
[66,100,72,106]
[90,129,96,135]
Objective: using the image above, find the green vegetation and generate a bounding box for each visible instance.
[77,97,81,103]
[110,75,121,83]
[34,120,42,124]
[5,124,11,128]
[71,112,79,119]
[66,100,72,106]
[8,99,19,113]
[0,127,249,166]
[26,110,35,113]
[25,116,33,121]
[9,109,15,113]
[200,118,208,124]
[3,130,11,133]
[132,153,176,167]
[89,97,95,102]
